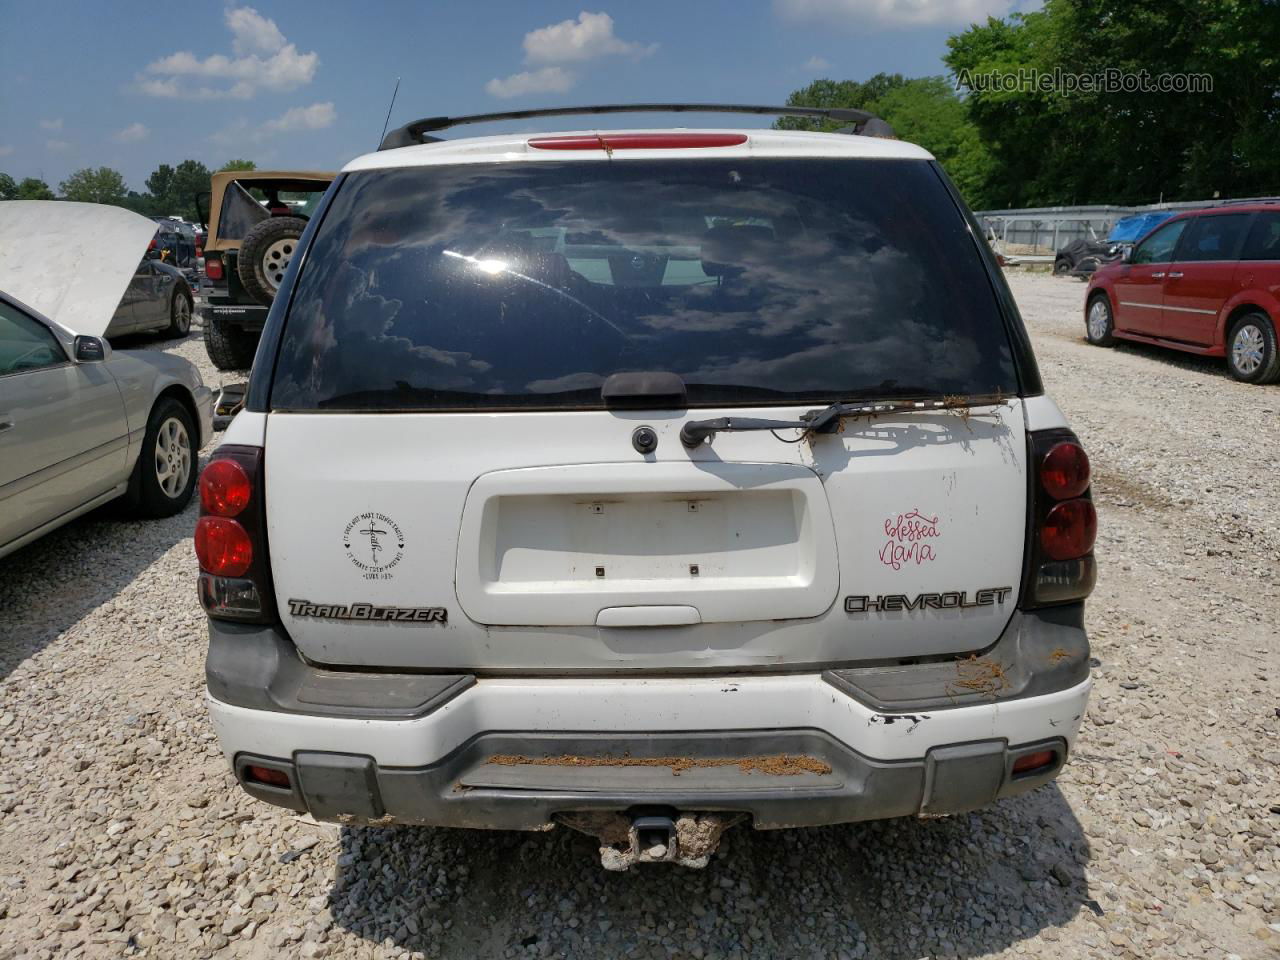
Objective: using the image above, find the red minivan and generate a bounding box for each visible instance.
[1085,202,1280,383]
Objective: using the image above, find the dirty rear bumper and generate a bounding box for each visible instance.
[222,725,1076,830]
[207,657,1090,830]
[206,605,1090,829]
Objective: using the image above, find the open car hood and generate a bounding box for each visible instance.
[0,201,157,337]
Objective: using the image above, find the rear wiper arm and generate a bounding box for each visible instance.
[679,395,962,448]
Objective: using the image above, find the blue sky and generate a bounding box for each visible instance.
[0,0,1035,192]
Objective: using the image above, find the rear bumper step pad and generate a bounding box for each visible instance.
[231,730,1069,830]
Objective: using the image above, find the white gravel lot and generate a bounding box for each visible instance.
[0,274,1277,960]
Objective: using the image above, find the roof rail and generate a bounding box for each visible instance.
[1216,196,1280,206]
[378,103,892,151]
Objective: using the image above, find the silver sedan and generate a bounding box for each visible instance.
[0,290,212,558]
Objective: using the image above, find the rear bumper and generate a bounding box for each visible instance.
[206,667,1090,830]
[199,298,269,331]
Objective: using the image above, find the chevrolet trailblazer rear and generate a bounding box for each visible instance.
[198,104,1096,870]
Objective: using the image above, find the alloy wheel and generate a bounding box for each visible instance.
[1232,323,1265,376]
[154,417,191,498]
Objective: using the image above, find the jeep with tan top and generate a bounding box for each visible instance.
[198,170,334,370]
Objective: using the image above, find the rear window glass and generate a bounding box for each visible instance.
[1177,213,1251,262]
[1241,211,1280,261]
[270,159,1017,411]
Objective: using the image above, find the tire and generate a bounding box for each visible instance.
[238,216,307,306]
[1226,312,1280,384]
[1085,293,1116,346]
[1075,257,1100,279]
[127,397,197,518]
[203,314,258,371]
[1053,258,1072,276]
[166,289,192,338]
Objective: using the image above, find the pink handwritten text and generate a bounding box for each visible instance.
[879,509,940,570]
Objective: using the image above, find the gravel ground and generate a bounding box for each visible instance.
[0,276,1277,960]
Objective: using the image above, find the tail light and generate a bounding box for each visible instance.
[195,518,253,576]
[205,255,224,281]
[1022,429,1097,607]
[196,446,275,622]
[528,133,748,151]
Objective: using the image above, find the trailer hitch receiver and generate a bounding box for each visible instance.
[558,810,747,871]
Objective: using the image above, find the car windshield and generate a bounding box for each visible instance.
[270,158,1018,411]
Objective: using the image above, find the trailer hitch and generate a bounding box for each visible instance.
[558,810,747,871]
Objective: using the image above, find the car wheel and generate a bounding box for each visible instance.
[238,216,308,306]
[204,315,258,371]
[1226,312,1280,384]
[166,290,192,338]
[127,397,197,518]
[1053,258,1071,276]
[1085,294,1116,346]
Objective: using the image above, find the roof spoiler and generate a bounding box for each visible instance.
[378,103,896,151]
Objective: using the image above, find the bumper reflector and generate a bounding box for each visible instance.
[244,764,291,789]
[1012,748,1057,776]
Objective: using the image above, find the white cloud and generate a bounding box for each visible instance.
[140,5,318,100]
[114,122,150,143]
[804,55,832,70]
[226,5,287,55]
[775,0,1019,27]
[485,66,575,99]
[523,12,656,64]
[263,101,336,133]
[0,145,14,157]
[46,139,70,152]
[210,101,336,146]
[40,118,63,131]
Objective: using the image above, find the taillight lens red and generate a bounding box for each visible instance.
[205,256,223,280]
[200,459,251,517]
[1041,442,1090,500]
[195,517,253,576]
[1040,499,1097,561]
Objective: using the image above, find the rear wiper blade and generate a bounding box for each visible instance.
[679,394,982,448]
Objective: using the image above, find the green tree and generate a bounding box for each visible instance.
[16,177,55,200]
[218,159,256,172]
[776,74,911,130]
[778,73,996,206]
[872,77,997,207]
[120,190,163,217]
[60,167,128,205]
[0,173,16,201]
[947,0,1280,206]
[145,164,175,206]
[144,159,212,221]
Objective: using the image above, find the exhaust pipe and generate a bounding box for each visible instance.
[559,810,746,871]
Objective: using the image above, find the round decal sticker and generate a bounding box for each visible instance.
[342,511,405,580]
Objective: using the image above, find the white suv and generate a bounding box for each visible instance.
[197,104,1096,870]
